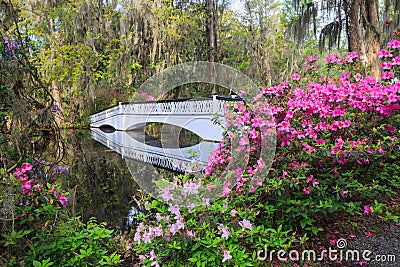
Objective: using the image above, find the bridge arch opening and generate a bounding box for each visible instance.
[99,124,116,133]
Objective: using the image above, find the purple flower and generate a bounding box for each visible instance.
[51,105,63,116]
[52,165,69,176]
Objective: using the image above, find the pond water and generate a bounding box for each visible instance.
[63,125,216,233]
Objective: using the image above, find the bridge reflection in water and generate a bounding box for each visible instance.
[90,126,219,173]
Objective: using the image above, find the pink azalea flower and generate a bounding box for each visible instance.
[239,219,253,230]
[381,62,392,70]
[388,39,400,49]
[355,260,367,265]
[202,197,210,206]
[58,193,68,208]
[382,72,395,80]
[33,183,42,191]
[291,73,301,81]
[365,231,373,237]
[21,179,34,190]
[159,186,173,202]
[186,230,196,238]
[175,219,184,230]
[303,187,311,195]
[354,73,362,81]
[363,205,371,214]
[133,232,141,243]
[392,56,400,65]
[222,181,231,198]
[239,136,249,147]
[21,162,33,173]
[168,205,180,217]
[316,139,326,145]
[222,251,232,262]
[378,49,393,58]
[150,249,156,260]
[13,168,27,180]
[138,254,146,262]
[248,129,258,139]
[218,224,230,239]
[168,224,179,235]
[182,182,198,195]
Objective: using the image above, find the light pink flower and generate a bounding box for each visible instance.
[239,219,253,230]
[186,230,196,238]
[168,205,180,217]
[218,224,230,239]
[222,251,232,262]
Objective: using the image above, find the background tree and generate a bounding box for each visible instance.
[285,0,400,79]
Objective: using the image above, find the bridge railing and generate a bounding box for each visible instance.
[90,98,228,123]
[89,105,122,123]
[122,99,225,116]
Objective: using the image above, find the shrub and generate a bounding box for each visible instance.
[0,162,123,266]
[129,39,400,266]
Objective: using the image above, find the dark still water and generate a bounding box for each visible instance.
[63,130,140,232]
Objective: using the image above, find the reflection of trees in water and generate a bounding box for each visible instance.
[144,122,202,148]
[63,130,140,232]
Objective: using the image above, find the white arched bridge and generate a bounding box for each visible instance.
[89,96,243,172]
[90,96,241,142]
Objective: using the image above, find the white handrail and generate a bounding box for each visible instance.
[90,99,227,123]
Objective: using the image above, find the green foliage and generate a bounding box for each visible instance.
[27,217,123,266]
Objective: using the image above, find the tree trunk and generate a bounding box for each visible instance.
[49,18,65,127]
[205,0,217,94]
[348,0,381,80]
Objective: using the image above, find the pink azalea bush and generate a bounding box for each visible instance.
[1,161,123,266]
[130,39,400,266]
[8,162,69,210]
